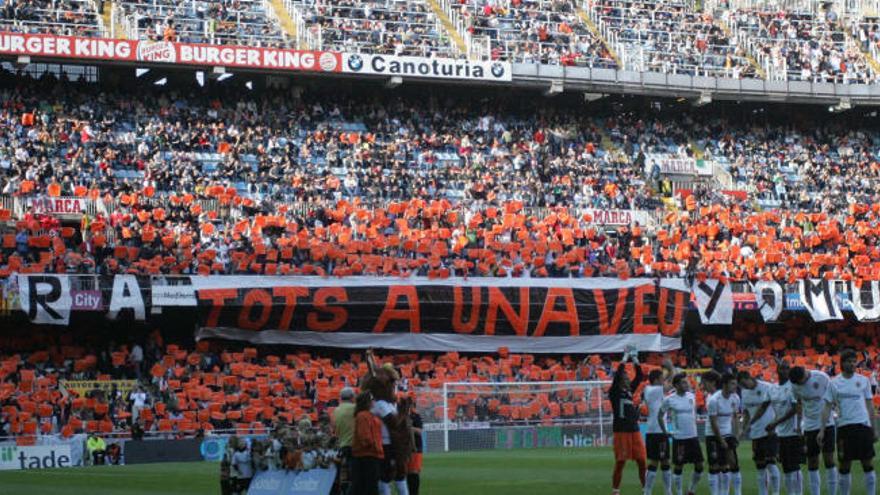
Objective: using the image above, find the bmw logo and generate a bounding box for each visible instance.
[348,54,364,72]
[491,62,505,78]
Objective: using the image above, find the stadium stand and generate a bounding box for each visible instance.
[452,0,618,66]
[116,0,291,47]
[730,7,874,82]
[0,0,104,37]
[590,0,756,77]
[3,75,880,281]
[3,318,879,440]
[289,0,460,57]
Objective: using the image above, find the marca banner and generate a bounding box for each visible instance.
[798,279,843,322]
[0,32,342,73]
[585,209,651,227]
[194,277,687,353]
[28,196,91,216]
[691,279,733,325]
[343,53,512,82]
[248,467,337,495]
[646,154,713,177]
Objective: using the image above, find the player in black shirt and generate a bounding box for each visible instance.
[406,398,423,495]
[608,349,647,495]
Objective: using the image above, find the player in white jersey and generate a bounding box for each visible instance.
[765,361,804,495]
[818,350,878,495]
[659,374,703,495]
[738,370,781,495]
[790,366,839,495]
[643,369,672,495]
[703,371,741,495]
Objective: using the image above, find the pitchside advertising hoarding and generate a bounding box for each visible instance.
[0,444,74,471]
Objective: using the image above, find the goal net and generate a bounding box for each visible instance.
[414,381,612,453]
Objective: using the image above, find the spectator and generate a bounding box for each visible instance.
[332,387,356,494]
[231,439,253,495]
[129,386,147,423]
[406,397,424,495]
[86,433,107,466]
[351,391,384,495]
[129,342,144,380]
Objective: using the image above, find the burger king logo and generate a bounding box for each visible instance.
[137,41,176,63]
[318,52,338,72]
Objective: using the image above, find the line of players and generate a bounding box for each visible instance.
[612,349,878,495]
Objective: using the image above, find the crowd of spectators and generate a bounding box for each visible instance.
[2,319,879,440]
[118,0,291,47]
[294,0,459,57]
[4,0,880,80]
[455,0,618,66]
[733,8,874,83]
[0,0,103,37]
[4,74,880,281]
[592,0,755,77]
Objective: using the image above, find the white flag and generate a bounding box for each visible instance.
[798,279,842,322]
[692,279,734,325]
[18,274,71,325]
[753,281,783,322]
[849,280,880,322]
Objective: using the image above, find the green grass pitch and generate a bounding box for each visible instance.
[0,447,871,494]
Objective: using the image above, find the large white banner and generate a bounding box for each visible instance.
[798,279,843,322]
[343,53,512,82]
[849,280,880,322]
[753,281,783,322]
[17,274,71,325]
[692,279,734,324]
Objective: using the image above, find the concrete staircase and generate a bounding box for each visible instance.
[578,8,622,68]
[713,16,767,79]
[844,28,880,78]
[267,0,299,47]
[425,0,469,56]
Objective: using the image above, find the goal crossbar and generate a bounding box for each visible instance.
[441,380,612,452]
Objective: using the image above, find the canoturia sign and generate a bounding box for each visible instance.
[344,53,511,82]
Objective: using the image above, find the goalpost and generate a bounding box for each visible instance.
[415,381,613,453]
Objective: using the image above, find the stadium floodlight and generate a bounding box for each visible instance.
[16,56,30,67]
[195,71,205,87]
[217,73,233,82]
[212,66,226,75]
[135,68,150,78]
[430,380,611,452]
[385,76,403,89]
[245,81,253,90]
[544,80,564,96]
[153,78,167,86]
